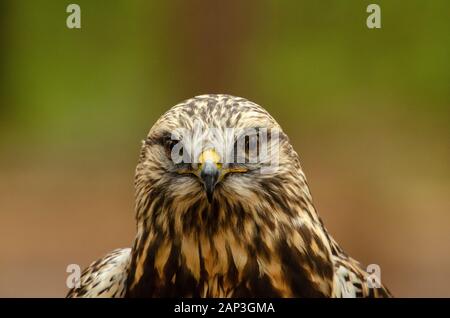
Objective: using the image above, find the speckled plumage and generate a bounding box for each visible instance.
[67,94,391,298]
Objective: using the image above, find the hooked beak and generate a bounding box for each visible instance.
[200,161,220,203]
[198,149,221,203]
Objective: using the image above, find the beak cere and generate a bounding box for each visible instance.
[200,161,219,203]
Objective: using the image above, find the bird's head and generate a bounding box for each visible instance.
[134,94,308,236]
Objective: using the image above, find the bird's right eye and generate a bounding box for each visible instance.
[163,137,178,157]
[166,138,176,151]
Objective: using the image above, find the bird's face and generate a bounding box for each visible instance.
[135,95,302,234]
[128,95,330,297]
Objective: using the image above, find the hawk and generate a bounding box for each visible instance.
[67,94,391,298]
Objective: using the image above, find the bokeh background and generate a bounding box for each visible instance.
[0,0,449,297]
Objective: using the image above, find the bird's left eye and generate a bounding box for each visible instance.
[233,133,259,164]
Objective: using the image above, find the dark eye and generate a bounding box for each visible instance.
[244,137,249,152]
[164,138,178,156]
[246,135,259,161]
[233,133,259,164]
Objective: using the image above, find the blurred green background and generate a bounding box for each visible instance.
[0,0,449,297]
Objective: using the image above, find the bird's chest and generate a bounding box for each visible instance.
[153,234,251,297]
[128,231,288,297]
[161,234,295,297]
[127,229,330,297]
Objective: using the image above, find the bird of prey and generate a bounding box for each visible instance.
[67,94,391,298]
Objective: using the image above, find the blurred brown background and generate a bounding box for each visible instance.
[0,1,449,297]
